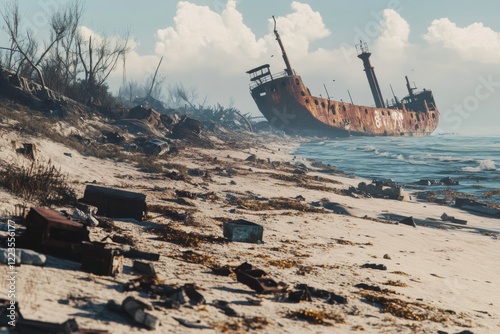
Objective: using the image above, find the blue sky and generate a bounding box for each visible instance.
[2,0,500,134]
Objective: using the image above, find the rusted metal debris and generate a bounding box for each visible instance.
[80,185,146,221]
[133,260,157,278]
[288,284,347,305]
[0,299,108,333]
[141,139,170,156]
[223,219,263,243]
[361,263,388,271]
[440,213,467,225]
[234,262,288,294]
[122,248,160,261]
[12,142,37,160]
[81,242,123,277]
[399,216,417,227]
[171,116,201,140]
[22,207,90,260]
[121,296,158,330]
[127,105,163,129]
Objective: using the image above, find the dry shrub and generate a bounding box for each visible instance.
[151,223,227,247]
[135,156,164,173]
[267,258,301,269]
[0,160,76,206]
[236,197,323,212]
[286,309,344,326]
[361,292,459,322]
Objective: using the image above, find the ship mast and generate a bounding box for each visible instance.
[273,16,293,76]
[356,41,385,108]
[405,75,416,103]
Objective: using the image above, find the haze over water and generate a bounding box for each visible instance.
[294,135,500,203]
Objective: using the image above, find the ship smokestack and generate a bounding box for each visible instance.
[356,41,385,108]
[273,16,293,76]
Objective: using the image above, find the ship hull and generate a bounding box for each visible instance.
[250,75,439,137]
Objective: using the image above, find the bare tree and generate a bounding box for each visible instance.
[1,1,47,96]
[118,73,166,102]
[75,28,132,103]
[165,82,206,110]
[1,0,82,98]
[41,0,83,93]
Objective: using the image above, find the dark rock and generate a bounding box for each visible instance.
[399,216,417,227]
[361,263,387,270]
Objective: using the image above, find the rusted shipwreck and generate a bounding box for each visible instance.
[246,18,439,137]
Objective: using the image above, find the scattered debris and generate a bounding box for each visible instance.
[173,317,212,329]
[454,197,500,218]
[361,292,461,322]
[288,284,347,305]
[22,207,90,260]
[72,207,99,227]
[418,177,459,186]
[13,142,37,160]
[223,219,263,243]
[122,296,158,330]
[171,116,201,140]
[0,248,46,266]
[311,201,351,215]
[357,181,409,201]
[213,300,239,317]
[151,223,227,248]
[81,185,147,221]
[441,213,468,225]
[133,260,157,278]
[141,139,170,156]
[361,263,387,271]
[399,216,417,227]
[354,283,392,293]
[234,262,288,294]
[127,105,162,128]
[122,248,160,261]
[81,242,123,276]
[286,309,344,326]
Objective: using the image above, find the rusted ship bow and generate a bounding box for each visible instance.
[247,18,439,137]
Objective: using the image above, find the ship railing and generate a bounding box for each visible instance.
[249,70,289,90]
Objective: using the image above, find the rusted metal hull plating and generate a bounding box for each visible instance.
[249,74,439,137]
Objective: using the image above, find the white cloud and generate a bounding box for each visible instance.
[423,18,500,64]
[154,0,266,72]
[375,9,410,53]
[269,1,330,59]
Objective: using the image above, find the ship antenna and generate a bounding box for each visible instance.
[273,16,294,76]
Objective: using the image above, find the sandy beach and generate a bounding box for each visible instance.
[0,119,499,334]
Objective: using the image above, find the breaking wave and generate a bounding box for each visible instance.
[295,135,500,199]
[461,160,497,172]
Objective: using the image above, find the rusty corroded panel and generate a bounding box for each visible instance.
[250,75,439,137]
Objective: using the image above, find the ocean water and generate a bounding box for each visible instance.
[294,135,500,203]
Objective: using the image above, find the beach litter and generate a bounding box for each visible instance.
[80,185,147,221]
[81,241,123,276]
[361,263,388,271]
[121,296,158,330]
[399,216,417,227]
[223,219,263,243]
[22,207,90,260]
[234,262,288,294]
[441,212,468,225]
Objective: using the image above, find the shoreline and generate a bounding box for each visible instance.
[292,135,500,205]
[0,128,499,333]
